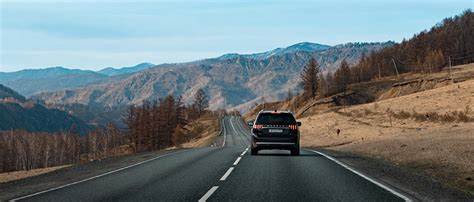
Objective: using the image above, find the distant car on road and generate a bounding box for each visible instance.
[248,110,301,155]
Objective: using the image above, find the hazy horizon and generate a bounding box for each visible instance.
[1,0,472,72]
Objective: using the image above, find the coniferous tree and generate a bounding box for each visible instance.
[193,88,209,117]
[286,87,293,102]
[300,58,320,98]
[334,59,351,93]
[174,95,188,128]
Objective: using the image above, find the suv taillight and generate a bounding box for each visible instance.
[252,124,263,134]
[288,125,297,130]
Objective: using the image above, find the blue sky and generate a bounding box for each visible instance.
[0,0,472,72]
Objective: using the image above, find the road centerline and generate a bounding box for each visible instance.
[233,157,242,165]
[198,186,219,202]
[219,167,234,181]
[197,119,250,201]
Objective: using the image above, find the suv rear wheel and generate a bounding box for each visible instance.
[251,147,258,155]
[290,144,300,156]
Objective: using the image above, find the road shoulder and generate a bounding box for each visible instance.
[0,149,190,201]
[312,148,474,201]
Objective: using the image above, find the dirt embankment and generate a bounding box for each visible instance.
[179,115,221,148]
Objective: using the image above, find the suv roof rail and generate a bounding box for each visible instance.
[259,110,293,114]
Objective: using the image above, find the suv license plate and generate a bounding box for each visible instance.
[269,129,283,133]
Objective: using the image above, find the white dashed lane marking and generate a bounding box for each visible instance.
[219,167,234,181]
[198,186,219,202]
[233,157,242,166]
[198,118,249,201]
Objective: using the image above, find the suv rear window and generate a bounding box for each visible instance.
[256,113,296,125]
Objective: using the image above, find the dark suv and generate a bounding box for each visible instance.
[248,110,301,156]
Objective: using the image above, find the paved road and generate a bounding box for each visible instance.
[12,116,411,201]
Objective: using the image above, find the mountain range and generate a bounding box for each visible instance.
[97,63,155,77]
[0,63,156,96]
[0,41,393,130]
[27,42,393,113]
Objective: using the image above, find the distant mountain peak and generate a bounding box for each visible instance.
[218,42,331,60]
[284,42,331,52]
[98,62,155,76]
[137,62,154,66]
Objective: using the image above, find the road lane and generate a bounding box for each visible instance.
[208,116,408,201]
[12,116,411,201]
[210,149,404,201]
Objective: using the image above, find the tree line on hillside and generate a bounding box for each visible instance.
[0,88,213,173]
[352,9,473,82]
[299,9,473,99]
[125,88,210,152]
[300,58,352,99]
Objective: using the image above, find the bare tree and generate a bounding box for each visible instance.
[317,72,327,97]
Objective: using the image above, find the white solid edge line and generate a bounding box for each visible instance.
[198,186,219,202]
[229,117,239,136]
[235,117,250,140]
[304,149,413,202]
[222,118,226,147]
[233,157,242,165]
[9,149,192,202]
[219,167,234,181]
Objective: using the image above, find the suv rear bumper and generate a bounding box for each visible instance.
[251,135,298,150]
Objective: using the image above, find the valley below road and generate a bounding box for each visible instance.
[1,116,472,201]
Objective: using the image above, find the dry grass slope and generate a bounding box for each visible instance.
[0,165,71,183]
[299,78,473,193]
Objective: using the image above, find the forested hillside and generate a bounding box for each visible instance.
[0,85,90,134]
[297,10,474,99]
[0,84,25,101]
[351,9,473,82]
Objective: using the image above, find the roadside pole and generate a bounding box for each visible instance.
[392,58,399,79]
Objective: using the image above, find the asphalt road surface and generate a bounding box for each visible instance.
[11,116,412,202]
